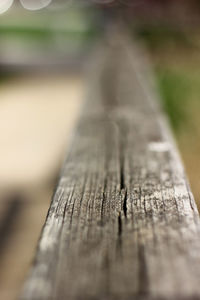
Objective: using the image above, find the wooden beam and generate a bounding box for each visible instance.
[21,29,200,300]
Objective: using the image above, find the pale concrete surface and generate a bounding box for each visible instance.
[0,74,84,189]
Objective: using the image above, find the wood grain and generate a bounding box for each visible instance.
[21,29,200,300]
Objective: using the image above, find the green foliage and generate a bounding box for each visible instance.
[0,26,98,40]
[135,23,200,133]
[0,72,15,85]
[135,25,193,50]
[155,68,189,131]
[0,8,101,46]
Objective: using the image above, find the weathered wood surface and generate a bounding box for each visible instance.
[22,30,200,300]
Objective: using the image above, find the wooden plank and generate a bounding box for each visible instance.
[21,29,200,300]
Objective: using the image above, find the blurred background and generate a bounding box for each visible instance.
[0,1,200,299]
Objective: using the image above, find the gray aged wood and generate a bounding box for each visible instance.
[22,30,200,300]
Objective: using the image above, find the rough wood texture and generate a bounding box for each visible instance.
[22,29,200,300]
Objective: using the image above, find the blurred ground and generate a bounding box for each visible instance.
[0,74,84,189]
[0,74,84,300]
